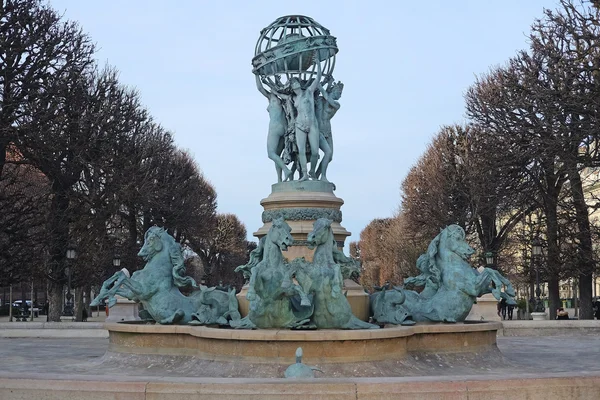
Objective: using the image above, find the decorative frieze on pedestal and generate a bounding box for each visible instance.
[253,181,350,262]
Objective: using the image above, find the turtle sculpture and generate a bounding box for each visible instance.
[284,347,321,378]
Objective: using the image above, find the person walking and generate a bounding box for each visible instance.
[500,298,507,320]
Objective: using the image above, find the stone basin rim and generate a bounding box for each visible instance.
[104,321,502,341]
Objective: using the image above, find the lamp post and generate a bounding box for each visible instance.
[63,245,76,316]
[532,238,545,313]
[484,252,495,268]
[113,254,121,269]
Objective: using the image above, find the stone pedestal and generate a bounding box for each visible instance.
[531,311,547,321]
[466,293,501,322]
[239,181,370,321]
[237,285,251,318]
[343,279,370,321]
[106,295,140,323]
[253,181,350,261]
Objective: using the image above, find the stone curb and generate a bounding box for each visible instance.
[500,320,600,336]
[1,372,600,399]
[0,322,108,338]
[0,322,105,329]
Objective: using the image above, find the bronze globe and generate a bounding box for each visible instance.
[252,15,338,92]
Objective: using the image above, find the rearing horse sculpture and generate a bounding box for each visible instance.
[294,218,379,329]
[371,224,516,324]
[91,226,239,325]
[232,217,312,329]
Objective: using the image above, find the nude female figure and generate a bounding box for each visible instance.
[289,56,329,182]
[256,75,293,182]
[315,78,343,180]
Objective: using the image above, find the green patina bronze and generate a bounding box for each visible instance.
[270,180,335,193]
[254,16,342,184]
[262,207,342,223]
[284,347,321,378]
[90,226,240,326]
[294,218,378,329]
[232,218,312,329]
[234,217,377,330]
[370,225,517,325]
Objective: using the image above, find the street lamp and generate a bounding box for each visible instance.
[66,247,77,261]
[484,251,495,268]
[63,245,76,316]
[532,238,545,313]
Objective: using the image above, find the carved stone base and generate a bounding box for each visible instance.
[466,293,501,322]
[106,295,140,323]
[253,181,350,262]
[531,311,547,321]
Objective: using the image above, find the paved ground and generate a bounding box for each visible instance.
[0,314,107,323]
[1,335,599,378]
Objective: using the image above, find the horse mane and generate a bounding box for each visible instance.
[332,240,361,280]
[403,229,443,291]
[235,236,265,280]
[313,217,332,233]
[148,226,198,289]
[170,241,199,289]
[247,236,265,268]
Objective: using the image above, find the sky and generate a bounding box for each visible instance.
[49,0,560,246]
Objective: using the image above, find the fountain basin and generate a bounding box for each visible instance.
[106,321,502,364]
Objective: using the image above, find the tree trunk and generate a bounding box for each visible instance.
[21,283,27,313]
[47,280,63,322]
[127,207,139,272]
[573,279,578,318]
[548,278,560,320]
[0,138,8,181]
[544,173,561,321]
[75,287,83,322]
[46,187,70,322]
[566,162,594,319]
[30,281,34,321]
[8,285,13,322]
[84,285,92,318]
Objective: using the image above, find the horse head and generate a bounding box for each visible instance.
[409,225,473,291]
[138,226,197,288]
[138,226,168,262]
[307,218,333,250]
[439,225,474,261]
[268,217,294,251]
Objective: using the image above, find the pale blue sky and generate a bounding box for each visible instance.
[49,0,559,245]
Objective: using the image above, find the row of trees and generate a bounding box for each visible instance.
[0,0,251,321]
[355,0,600,319]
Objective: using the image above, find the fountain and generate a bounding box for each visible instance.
[94,13,514,374]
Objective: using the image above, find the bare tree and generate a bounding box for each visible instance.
[401,124,535,274]
[357,216,422,291]
[0,145,49,288]
[466,0,600,318]
[0,0,94,179]
[193,213,249,288]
